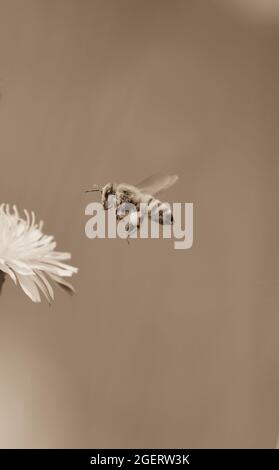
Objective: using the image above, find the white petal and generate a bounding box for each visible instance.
[33,274,52,304]
[7,260,34,275]
[16,274,41,303]
[0,260,17,283]
[49,273,76,295]
[35,271,54,302]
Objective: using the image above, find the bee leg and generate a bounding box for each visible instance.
[125,231,131,245]
[125,223,131,245]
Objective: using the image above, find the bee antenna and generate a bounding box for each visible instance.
[85,185,102,193]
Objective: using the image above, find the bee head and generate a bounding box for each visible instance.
[85,182,116,210]
[102,183,116,210]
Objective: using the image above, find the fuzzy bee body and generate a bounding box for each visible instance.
[86,173,178,238]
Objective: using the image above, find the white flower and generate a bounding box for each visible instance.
[0,204,78,303]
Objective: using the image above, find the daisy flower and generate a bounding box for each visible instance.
[0,204,78,303]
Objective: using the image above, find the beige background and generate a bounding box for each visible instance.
[0,0,279,448]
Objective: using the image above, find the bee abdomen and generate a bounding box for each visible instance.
[147,198,173,225]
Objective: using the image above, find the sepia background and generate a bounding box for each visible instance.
[0,0,279,448]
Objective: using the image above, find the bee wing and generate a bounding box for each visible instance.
[136,173,178,196]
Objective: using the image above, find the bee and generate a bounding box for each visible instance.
[85,173,178,238]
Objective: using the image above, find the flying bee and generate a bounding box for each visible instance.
[85,173,178,239]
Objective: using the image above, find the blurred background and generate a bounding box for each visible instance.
[0,0,279,448]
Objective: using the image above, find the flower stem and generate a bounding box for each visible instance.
[0,270,5,295]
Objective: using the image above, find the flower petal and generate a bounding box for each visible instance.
[49,273,76,295]
[16,274,41,303]
[0,260,17,283]
[0,205,77,302]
